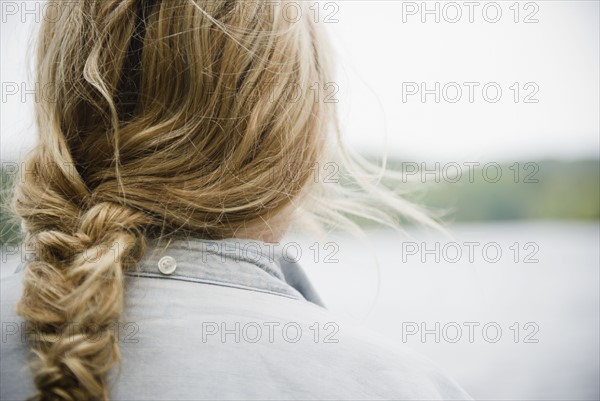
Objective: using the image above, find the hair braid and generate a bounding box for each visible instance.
[17,197,149,400]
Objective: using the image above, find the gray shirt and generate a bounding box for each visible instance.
[1,238,472,400]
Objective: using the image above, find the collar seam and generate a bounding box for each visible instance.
[124,271,304,301]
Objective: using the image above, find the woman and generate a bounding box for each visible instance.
[1,1,471,400]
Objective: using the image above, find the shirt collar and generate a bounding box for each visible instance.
[128,238,305,301]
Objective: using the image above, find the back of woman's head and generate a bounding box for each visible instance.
[12,1,434,399]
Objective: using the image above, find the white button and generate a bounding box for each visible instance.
[158,256,177,275]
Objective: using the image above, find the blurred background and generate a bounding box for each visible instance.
[1,1,599,400]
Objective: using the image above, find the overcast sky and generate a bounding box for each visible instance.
[1,1,599,162]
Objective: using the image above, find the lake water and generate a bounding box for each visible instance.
[290,221,600,400]
[2,221,598,399]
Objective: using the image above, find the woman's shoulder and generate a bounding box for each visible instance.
[1,268,37,401]
[1,264,471,400]
[116,276,472,400]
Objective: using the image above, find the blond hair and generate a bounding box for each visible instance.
[12,1,436,399]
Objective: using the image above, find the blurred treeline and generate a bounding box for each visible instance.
[397,159,600,222]
[0,166,20,246]
[1,159,599,245]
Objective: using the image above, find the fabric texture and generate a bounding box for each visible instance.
[1,238,472,400]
